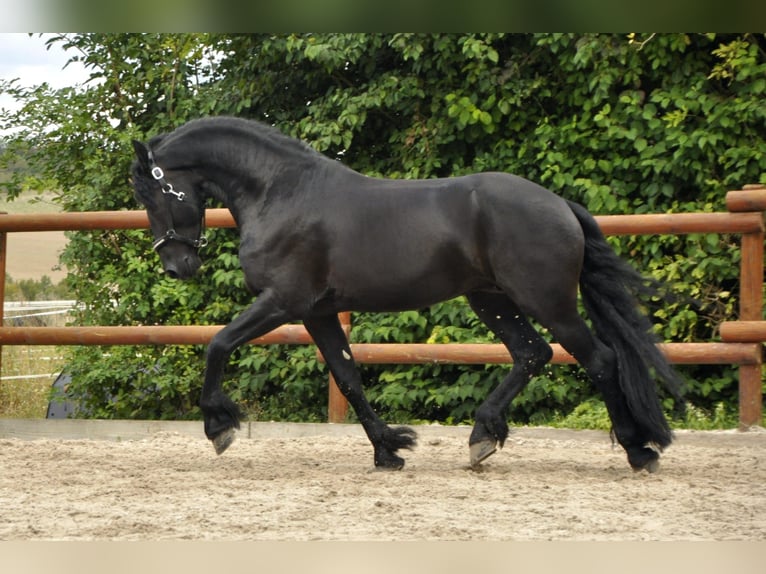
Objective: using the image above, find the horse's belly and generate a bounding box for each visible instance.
[332,259,491,312]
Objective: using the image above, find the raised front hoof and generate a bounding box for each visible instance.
[211,428,236,455]
[469,439,498,468]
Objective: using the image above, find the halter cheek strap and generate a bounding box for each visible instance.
[148,151,186,201]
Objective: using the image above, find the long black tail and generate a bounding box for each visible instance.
[567,200,685,448]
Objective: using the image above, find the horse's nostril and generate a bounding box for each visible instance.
[165,268,179,279]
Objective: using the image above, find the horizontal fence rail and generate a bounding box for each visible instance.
[0,208,235,232]
[0,208,763,235]
[0,186,763,427]
[720,321,766,343]
[340,342,764,366]
[1,327,759,366]
[0,324,313,346]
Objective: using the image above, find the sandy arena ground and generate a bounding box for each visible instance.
[1,423,764,541]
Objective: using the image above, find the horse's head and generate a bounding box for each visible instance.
[131,139,208,280]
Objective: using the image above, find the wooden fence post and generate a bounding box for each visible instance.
[728,185,765,428]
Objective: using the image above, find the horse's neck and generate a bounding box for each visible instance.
[194,138,293,215]
[182,126,350,212]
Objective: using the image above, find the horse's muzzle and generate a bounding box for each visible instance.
[161,253,202,280]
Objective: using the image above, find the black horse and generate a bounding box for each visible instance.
[131,116,683,472]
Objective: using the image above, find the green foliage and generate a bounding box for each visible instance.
[2,33,764,427]
[677,401,742,430]
[550,399,613,431]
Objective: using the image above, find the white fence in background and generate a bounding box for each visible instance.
[3,300,81,322]
[1,302,73,383]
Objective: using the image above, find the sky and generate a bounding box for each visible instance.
[0,33,90,115]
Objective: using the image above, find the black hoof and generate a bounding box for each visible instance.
[373,426,417,470]
[631,456,661,473]
[469,439,498,468]
[202,394,242,455]
[374,451,406,470]
[638,459,661,474]
[627,444,662,473]
[469,411,509,468]
[211,428,236,455]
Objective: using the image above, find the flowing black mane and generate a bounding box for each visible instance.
[154,117,333,170]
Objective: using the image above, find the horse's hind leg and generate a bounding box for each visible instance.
[303,314,417,470]
[466,291,552,467]
[537,306,662,472]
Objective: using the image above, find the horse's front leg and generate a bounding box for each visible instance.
[201,293,293,455]
[303,314,417,469]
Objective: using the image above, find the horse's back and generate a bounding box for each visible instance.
[303,170,585,312]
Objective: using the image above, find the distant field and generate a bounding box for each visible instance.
[0,191,70,417]
[0,192,68,282]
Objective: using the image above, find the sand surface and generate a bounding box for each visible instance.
[1,424,764,541]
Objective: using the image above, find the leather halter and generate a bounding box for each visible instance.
[147,151,208,252]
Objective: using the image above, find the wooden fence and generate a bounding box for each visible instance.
[0,185,763,427]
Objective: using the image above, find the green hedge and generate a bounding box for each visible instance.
[1,34,763,426]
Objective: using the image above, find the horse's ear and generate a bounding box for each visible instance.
[132,139,151,170]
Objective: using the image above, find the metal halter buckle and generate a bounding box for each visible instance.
[149,155,185,201]
[162,184,185,201]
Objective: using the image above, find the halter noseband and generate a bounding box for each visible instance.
[151,228,209,252]
[147,151,208,252]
